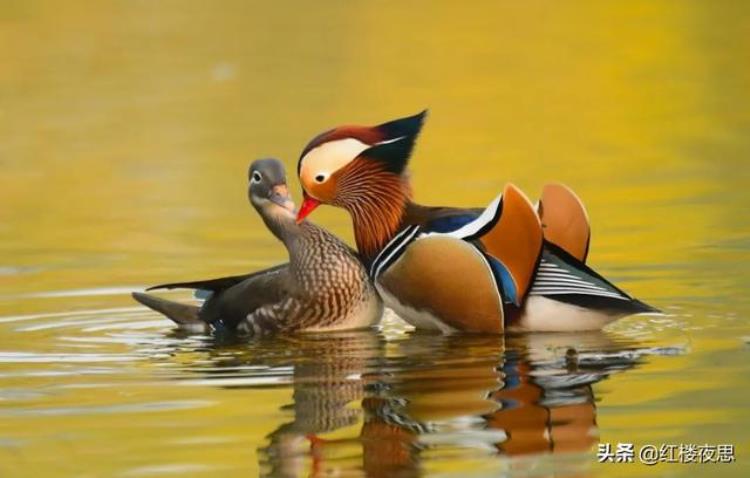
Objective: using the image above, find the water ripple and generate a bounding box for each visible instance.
[0,306,145,324]
[0,351,142,363]
[4,286,151,299]
[0,399,214,417]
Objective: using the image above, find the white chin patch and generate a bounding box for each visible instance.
[301,138,370,178]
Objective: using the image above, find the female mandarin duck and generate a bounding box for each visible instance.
[294,111,658,333]
[132,158,383,335]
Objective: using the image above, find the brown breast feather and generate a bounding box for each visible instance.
[379,236,504,333]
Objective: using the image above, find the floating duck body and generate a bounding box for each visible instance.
[295,112,657,333]
[133,159,383,335]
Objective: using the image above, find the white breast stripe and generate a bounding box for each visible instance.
[369,225,418,277]
[373,226,421,279]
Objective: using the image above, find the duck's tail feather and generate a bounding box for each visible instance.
[131,292,206,330]
[146,264,289,293]
[547,294,660,316]
[627,297,661,314]
[146,274,253,292]
[530,242,660,315]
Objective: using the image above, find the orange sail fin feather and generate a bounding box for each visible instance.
[476,184,544,305]
[537,183,591,263]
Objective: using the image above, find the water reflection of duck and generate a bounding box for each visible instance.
[132,159,382,335]
[177,331,384,477]
[198,331,647,477]
[363,333,636,465]
[254,332,383,477]
[294,111,658,333]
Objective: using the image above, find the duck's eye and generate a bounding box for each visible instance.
[314,174,326,183]
[251,171,262,183]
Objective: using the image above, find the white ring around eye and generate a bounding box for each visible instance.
[314,173,328,183]
[251,171,262,183]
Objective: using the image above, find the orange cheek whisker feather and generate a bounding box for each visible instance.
[337,160,412,263]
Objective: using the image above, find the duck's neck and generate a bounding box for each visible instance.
[257,207,300,247]
[259,211,320,277]
[341,171,412,264]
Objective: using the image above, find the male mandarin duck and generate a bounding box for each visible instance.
[132,158,383,334]
[294,111,658,333]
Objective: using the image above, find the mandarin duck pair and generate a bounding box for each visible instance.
[134,111,657,334]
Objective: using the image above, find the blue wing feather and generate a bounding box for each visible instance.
[486,255,518,305]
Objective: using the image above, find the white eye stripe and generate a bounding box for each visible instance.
[300,138,370,177]
[251,171,262,183]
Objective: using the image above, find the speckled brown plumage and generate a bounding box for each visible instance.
[133,158,382,335]
[236,221,381,335]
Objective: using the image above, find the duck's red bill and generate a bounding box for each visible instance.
[296,194,320,224]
